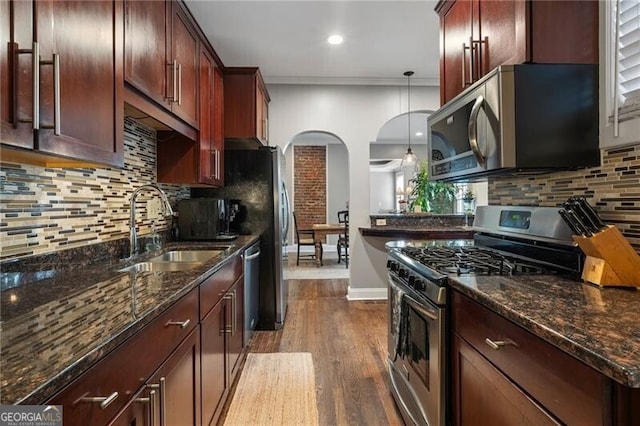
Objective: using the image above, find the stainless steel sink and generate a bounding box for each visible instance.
[149,250,223,263]
[119,261,203,273]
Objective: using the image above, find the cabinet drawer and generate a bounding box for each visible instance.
[452,292,609,426]
[200,256,242,319]
[48,288,198,426]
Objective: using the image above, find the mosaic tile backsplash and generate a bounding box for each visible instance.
[489,143,640,251]
[0,117,190,260]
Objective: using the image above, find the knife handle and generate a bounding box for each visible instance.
[576,196,607,230]
[558,208,581,236]
[566,209,592,237]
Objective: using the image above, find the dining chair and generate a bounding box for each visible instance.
[337,210,349,268]
[292,211,322,266]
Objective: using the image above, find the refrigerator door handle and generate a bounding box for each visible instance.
[282,182,291,239]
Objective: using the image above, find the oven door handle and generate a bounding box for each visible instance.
[404,294,439,321]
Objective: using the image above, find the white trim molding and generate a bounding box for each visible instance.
[346,286,388,301]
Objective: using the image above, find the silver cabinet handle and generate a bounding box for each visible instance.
[216,148,220,179]
[177,63,182,106]
[159,377,166,426]
[485,338,517,350]
[38,52,61,135]
[76,391,119,409]
[167,60,178,102]
[12,42,38,128]
[468,95,486,166]
[244,251,261,261]
[52,53,60,135]
[165,319,190,328]
[223,292,236,335]
[462,41,471,89]
[135,389,156,426]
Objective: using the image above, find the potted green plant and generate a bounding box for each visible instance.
[408,162,458,214]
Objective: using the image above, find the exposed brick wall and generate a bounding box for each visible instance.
[293,146,326,234]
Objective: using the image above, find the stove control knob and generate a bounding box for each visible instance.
[408,275,416,287]
[387,260,398,272]
[398,268,407,278]
[414,279,425,291]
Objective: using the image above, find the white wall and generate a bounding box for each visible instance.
[269,83,440,298]
[327,143,349,245]
[370,171,396,213]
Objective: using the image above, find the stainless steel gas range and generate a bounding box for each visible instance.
[386,206,585,426]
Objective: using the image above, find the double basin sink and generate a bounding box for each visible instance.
[119,249,227,273]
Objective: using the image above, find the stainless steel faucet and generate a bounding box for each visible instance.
[128,184,175,258]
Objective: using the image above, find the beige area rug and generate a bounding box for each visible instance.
[223,352,319,426]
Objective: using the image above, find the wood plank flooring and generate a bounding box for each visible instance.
[235,277,403,426]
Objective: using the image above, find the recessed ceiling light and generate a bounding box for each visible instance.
[327,34,343,45]
[415,132,424,137]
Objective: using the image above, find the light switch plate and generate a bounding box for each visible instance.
[375,219,387,226]
[147,198,162,219]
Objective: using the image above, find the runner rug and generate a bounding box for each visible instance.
[223,352,319,426]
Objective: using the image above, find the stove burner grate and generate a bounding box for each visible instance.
[401,246,558,276]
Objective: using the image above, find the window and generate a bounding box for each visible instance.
[602,0,640,148]
[615,0,640,120]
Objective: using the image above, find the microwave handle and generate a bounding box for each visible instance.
[468,95,487,166]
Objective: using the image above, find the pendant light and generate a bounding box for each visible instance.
[401,70,418,167]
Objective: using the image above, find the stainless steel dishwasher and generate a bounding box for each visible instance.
[243,242,261,346]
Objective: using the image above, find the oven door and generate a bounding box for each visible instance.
[388,272,445,426]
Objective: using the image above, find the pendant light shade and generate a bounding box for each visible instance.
[401,70,418,167]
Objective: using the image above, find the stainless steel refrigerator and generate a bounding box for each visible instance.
[194,146,290,330]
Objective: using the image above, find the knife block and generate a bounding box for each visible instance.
[572,225,640,287]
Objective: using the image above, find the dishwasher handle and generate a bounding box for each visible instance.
[245,250,261,261]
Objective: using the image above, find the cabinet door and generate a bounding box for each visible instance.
[1,0,34,149]
[227,278,245,381]
[198,47,223,186]
[212,65,224,184]
[34,0,123,166]
[148,328,201,426]
[476,0,526,76]
[439,0,473,105]
[452,335,560,426]
[201,300,226,426]
[124,0,169,108]
[170,1,199,128]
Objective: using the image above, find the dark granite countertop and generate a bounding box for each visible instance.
[360,226,474,238]
[0,236,259,404]
[449,274,640,388]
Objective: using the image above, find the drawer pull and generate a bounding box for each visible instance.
[76,391,119,409]
[485,338,517,350]
[165,319,190,328]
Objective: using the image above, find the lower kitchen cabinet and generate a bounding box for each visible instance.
[47,288,199,426]
[451,291,640,426]
[111,327,200,426]
[453,335,560,425]
[200,264,245,426]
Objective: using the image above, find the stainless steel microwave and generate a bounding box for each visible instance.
[427,64,599,181]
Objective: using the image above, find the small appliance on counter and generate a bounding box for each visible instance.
[177,198,238,241]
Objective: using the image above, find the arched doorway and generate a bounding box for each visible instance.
[283,130,350,263]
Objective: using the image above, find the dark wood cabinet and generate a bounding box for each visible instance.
[48,289,199,426]
[1,0,124,167]
[147,327,201,426]
[453,335,560,425]
[452,291,609,426]
[124,0,199,129]
[224,67,270,145]
[200,257,245,426]
[435,0,599,104]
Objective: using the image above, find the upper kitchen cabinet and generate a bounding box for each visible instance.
[224,67,270,145]
[435,0,599,105]
[157,45,224,186]
[124,0,199,130]
[0,0,124,167]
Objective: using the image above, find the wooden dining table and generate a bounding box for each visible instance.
[311,223,345,267]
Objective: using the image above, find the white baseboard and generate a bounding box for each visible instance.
[346,286,388,301]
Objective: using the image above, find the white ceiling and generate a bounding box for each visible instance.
[184,0,442,86]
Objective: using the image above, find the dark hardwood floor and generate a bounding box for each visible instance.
[245,278,403,426]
